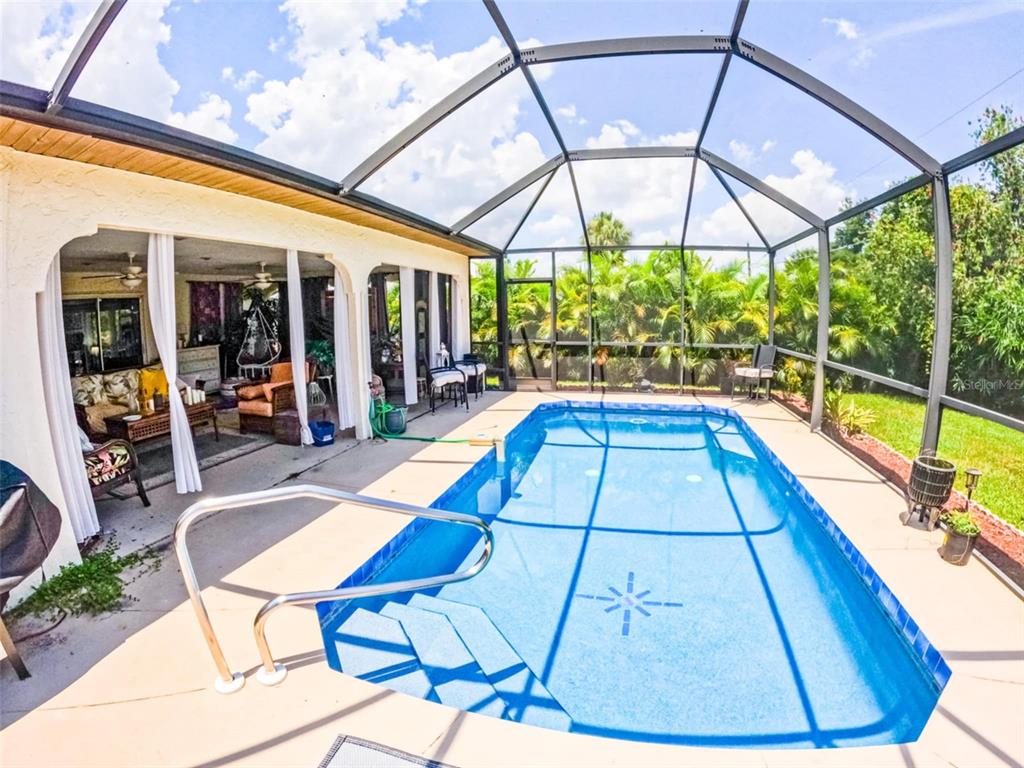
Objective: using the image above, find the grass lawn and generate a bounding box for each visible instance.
[841,391,1024,530]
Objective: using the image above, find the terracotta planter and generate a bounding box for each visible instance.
[940,529,977,566]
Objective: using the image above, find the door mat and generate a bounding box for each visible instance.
[318,735,458,768]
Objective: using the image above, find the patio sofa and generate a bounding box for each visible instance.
[71,365,181,441]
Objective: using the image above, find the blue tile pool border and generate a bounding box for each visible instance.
[318,399,950,693]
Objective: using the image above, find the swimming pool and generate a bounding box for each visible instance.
[319,402,947,749]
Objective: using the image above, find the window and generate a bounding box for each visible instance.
[63,298,144,375]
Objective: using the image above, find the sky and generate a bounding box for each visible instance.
[2,0,1022,253]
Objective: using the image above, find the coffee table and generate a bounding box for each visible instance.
[104,402,218,445]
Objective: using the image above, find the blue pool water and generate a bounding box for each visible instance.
[319,403,946,749]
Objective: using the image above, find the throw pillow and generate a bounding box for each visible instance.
[103,369,140,407]
[139,366,169,404]
[261,382,290,402]
[236,384,265,400]
[71,374,104,406]
[269,363,292,383]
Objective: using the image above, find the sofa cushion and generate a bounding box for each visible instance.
[236,384,265,400]
[238,399,274,418]
[456,362,487,376]
[269,363,292,383]
[431,370,464,388]
[84,402,130,435]
[71,374,104,406]
[103,369,140,407]
[84,443,132,486]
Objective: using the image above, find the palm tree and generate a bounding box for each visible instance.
[584,211,632,252]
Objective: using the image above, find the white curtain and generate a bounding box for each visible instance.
[428,271,442,367]
[399,266,418,405]
[36,257,101,541]
[147,233,202,493]
[286,249,313,445]
[332,267,356,430]
[451,276,469,358]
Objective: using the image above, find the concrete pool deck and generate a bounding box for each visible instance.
[1,392,1021,767]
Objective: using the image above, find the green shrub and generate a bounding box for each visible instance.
[7,541,160,621]
[824,386,877,436]
[941,510,982,537]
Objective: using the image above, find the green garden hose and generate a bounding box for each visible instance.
[369,399,470,443]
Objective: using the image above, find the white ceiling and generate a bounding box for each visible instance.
[60,229,332,279]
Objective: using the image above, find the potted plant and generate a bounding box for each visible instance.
[939,510,981,565]
[305,338,335,373]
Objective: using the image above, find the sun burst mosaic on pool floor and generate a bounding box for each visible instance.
[575,571,683,636]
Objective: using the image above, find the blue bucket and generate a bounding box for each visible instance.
[310,420,335,447]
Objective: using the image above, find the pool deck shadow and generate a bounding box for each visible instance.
[1,392,1021,767]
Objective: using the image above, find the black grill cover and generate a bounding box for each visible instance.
[1,461,63,611]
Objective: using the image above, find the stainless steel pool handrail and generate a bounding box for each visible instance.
[173,483,494,693]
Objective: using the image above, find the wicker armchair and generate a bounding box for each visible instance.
[234,359,316,434]
[83,439,150,507]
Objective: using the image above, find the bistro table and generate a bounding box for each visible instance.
[104,401,218,445]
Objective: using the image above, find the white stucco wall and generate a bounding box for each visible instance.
[0,146,470,578]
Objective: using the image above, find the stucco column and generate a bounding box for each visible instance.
[352,288,373,439]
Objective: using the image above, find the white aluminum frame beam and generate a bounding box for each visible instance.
[339,55,517,192]
[922,175,954,452]
[810,227,830,431]
[452,156,564,233]
[521,36,729,65]
[700,150,823,227]
[457,145,821,239]
[732,38,940,175]
[709,166,770,248]
[482,0,591,251]
[46,0,125,114]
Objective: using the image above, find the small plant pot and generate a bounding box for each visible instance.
[939,529,977,566]
[383,408,407,434]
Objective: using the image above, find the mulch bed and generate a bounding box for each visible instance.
[772,392,1024,590]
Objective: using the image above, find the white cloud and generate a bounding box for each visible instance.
[222,67,263,92]
[850,47,876,68]
[245,0,547,226]
[822,17,860,40]
[0,1,93,87]
[823,1,1023,70]
[554,103,587,126]
[505,124,708,248]
[584,120,643,149]
[1,1,236,143]
[168,94,238,144]
[729,140,755,164]
[729,139,776,165]
[697,149,849,245]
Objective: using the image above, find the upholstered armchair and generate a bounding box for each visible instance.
[234,359,316,434]
[83,439,150,507]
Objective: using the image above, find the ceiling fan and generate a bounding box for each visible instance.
[244,261,281,290]
[83,252,145,289]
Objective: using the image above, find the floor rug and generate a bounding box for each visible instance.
[318,736,457,768]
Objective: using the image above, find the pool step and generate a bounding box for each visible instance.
[410,594,572,730]
[379,602,507,718]
[332,608,437,701]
